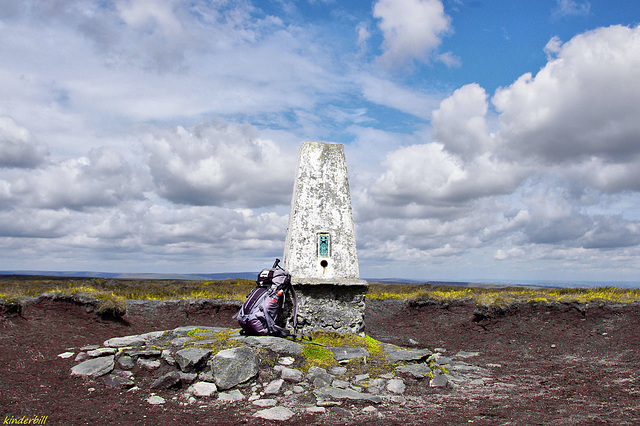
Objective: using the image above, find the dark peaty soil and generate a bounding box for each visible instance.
[1,296,640,425]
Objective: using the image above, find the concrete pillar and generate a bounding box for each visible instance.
[284,142,368,335]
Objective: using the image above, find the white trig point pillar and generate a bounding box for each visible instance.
[284,142,368,335]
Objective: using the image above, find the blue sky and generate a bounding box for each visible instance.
[1,0,640,284]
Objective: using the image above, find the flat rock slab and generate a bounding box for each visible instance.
[314,386,382,404]
[150,371,181,389]
[331,346,369,361]
[103,335,145,348]
[188,381,218,397]
[395,363,431,379]
[218,389,245,402]
[71,355,114,377]
[383,347,431,363]
[253,407,295,421]
[233,336,303,355]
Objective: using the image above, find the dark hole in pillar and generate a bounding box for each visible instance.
[320,259,328,268]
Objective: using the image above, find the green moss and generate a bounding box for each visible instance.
[301,344,335,370]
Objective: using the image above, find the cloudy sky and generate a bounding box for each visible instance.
[1,0,640,284]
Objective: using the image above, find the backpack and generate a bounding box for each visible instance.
[234,259,298,337]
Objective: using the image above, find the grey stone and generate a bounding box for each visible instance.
[103,335,145,348]
[386,378,406,394]
[292,385,304,393]
[161,350,176,366]
[147,395,165,405]
[58,351,74,359]
[74,352,89,362]
[279,367,303,382]
[188,381,218,397]
[428,354,452,365]
[172,326,230,336]
[253,407,295,421]
[87,348,117,357]
[252,398,277,407]
[124,348,162,358]
[331,407,353,418]
[314,387,382,404]
[307,367,334,388]
[329,366,347,376]
[306,406,326,414]
[264,379,284,395]
[218,389,245,402]
[102,374,135,389]
[174,347,212,373]
[330,346,369,361]
[117,356,135,370]
[430,373,449,388]
[232,335,303,355]
[211,347,259,390]
[384,347,431,363]
[332,379,349,389]
[80,344,100,351]
[137,358,160,370]
[395,363,431,379]
[150,371,181,389]
[354,373,370,382]
[197,369,215,382]
[278,356,295,365]
[455,350,479,359]
[71,355,115,377]
[179,372,198,384]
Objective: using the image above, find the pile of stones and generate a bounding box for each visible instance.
[59,326,490,421]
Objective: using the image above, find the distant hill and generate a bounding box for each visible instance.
[0,270,258,280]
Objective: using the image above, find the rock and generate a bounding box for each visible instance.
[71,355,115,377]
[429,354,452,365]
[314,387,382,404]
[252,398,277,407]
[87,348,117,357]
[174,347,212,373]
[332,379,349,389]
[102,374,135,389]
[307,366,334,388]
[253,407,295,421]
[279,367,303,382]
[146,395,165,405]
[188,381,218,397]
[75,352,89,362]
[264,379,284,395]
[58,351,74,359]
[211,347,259,390]
[455,350,479,359]
[306,406,326,414]
[330,366,347,376]
[386,378,406,394]
[197,369,215,382]
[137,358,160,370]
[161,350,175,366]
[292,385,304,393]
[233,335,303,355]
[218,389,245,402]
[331,407,353,418]
[179,372,198,384]
[80,344,100,351]
[354,373,370,382]
[395,363,431,379]
[384,347,431,363]
[117,356,135,370]
[330,346,369,361]
[124,348,162,358]
[150,372,181,389]
[430,373,449,388]
[278,356,295,365]
[103,335,145,348]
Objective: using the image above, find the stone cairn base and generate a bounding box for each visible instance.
[289,283,368,335]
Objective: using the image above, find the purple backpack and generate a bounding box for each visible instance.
[234,259,298,337]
